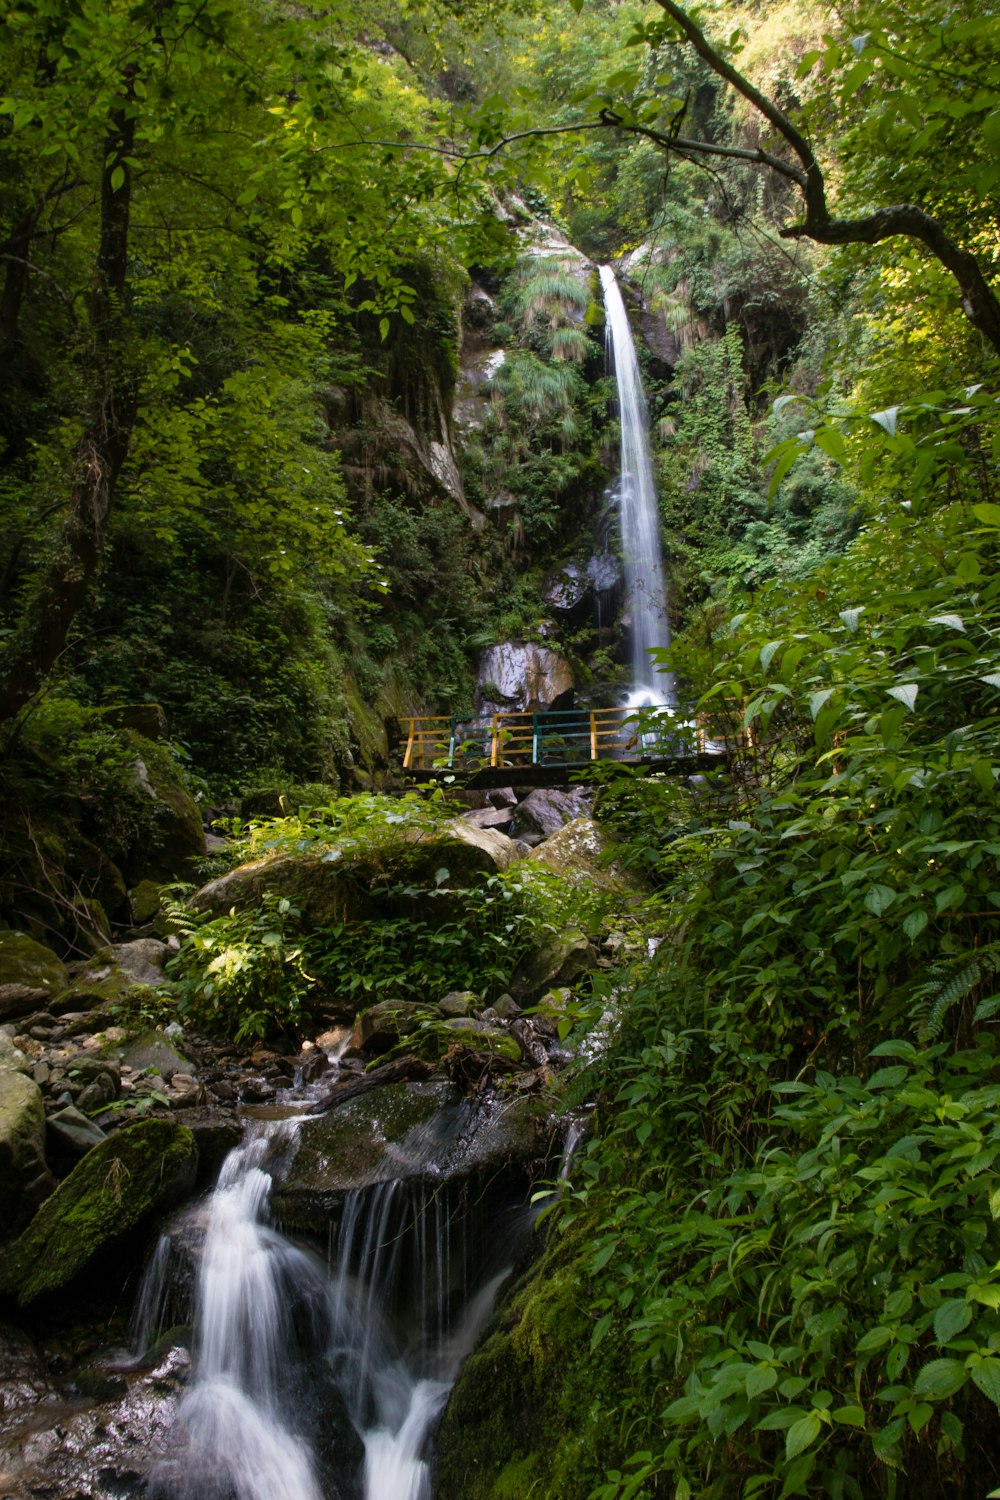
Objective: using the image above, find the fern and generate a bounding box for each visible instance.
[910,944,1000,1041]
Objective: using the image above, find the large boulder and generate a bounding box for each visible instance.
[527,816,643,897]
[350,999,426,1056]
[108,938,169,986]
[192,824,518,925]
[125,730,206,882]
[513,788,588,842]
[476,642,574,712]
[272,1080,550,1231]
[0,1049,54,1236]
[0,1119,198,1305]
[509,930,599,1005]
[0,933,68,1022]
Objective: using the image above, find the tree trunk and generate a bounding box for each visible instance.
[0,95,137,729]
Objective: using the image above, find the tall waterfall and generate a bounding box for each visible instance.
[599,265,674,706]
[139,1112,527,1500]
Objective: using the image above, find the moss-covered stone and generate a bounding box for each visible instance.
[66,834,129,922]
[440,1019,521,1063]
[272,1081,549,1230]
[435,1229,631,1500]
[509,929,598,1004]
[192,826,514,928]
[129,879,163,925]
[272,1081,451,1226]
[0,1119,198,1305]
[0,1066,53,1236]
[0,932,68,1000]
[351,998,427,1055]
[124,731,206,882]
[49,964,147,1015]
[527,815,644,896]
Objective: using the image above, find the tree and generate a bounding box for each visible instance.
[0,0,503,730]
[486,0,1000,357]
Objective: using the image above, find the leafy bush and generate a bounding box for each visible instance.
[554,459,1000,1495]
[164,891,315,1044]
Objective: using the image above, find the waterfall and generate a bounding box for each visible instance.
[139,1114,528,1500]
[599,265,674,706]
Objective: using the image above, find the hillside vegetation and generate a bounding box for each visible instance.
[1,1,999,1495]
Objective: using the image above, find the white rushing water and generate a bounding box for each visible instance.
[140,1114,521,1500]
[599,264,675,706]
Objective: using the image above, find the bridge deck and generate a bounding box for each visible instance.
[394,706,726,785]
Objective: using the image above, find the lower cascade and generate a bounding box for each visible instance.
[136,1108,533,1500]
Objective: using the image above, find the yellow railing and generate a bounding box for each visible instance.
[400,706,707,772]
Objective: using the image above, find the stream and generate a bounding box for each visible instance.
[134,1091,538,1500]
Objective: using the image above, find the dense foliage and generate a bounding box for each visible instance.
[2,1,1000,1496]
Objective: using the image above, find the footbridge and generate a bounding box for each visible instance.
[392,705,727,789]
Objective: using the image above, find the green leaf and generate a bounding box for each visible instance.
[913,1358,967,1400]
[745,1365,778,1398]
[871,406,899,436]
[903,910,928,940]
[839,607,864,632]
[110,163,125,192]
[857,1325,894,1353]
[933,1299,973,1344]
[864,885,897,917]
[784,1411,822,1461]
[832,1405,866,1427]
[887,682,918,710]
[972,502,1000,527]
[809,689,834,720]
[590,1312,613,1350]
[813,426,846,463]
[379,317,390,341]
[971,1358,1000,1408]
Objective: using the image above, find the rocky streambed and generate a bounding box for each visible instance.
[0,802,638,1499]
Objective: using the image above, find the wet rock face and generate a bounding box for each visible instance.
[271,1079,550,1230]
[540,555,623,627]
[476,642,574,712]
[0,1335,188,1500]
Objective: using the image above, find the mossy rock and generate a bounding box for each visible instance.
[124,731,206,882]
[435,1229,631,1500]
[0,1067,53,1237]
[527,815,644,896]
[129,879,163,926]
[50,963,148,1016]
[271,1081,452,1226]
[0,932,68,1002]
[272,1081,549,1230]
[192,827,514,928]
[0,930,70,1026]
[351,998,427,1055]
[0,1119,198,1306]
[509,929,598,1004]
[66,834,129,922]
[439,1019,521,1064]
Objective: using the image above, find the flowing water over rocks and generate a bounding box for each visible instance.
[124,1073,543,1500]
